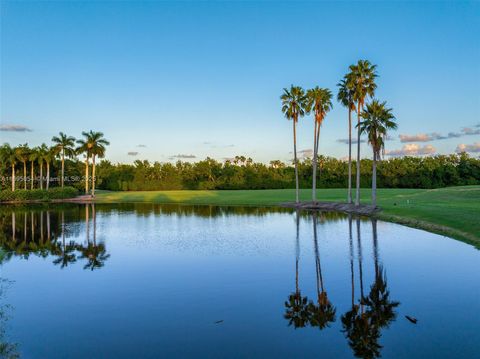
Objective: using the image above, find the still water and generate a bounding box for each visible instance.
[0,203,479,358]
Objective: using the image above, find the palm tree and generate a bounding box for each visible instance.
[77,131,109,196]
[337,76,356,203]
[1,144,18,191]
[52,132,76,188]
[349,60,378,206]
[28,147,40,190]
[281,86,306,204]
[305,87,333,202]
[43,146,57,190]
[15,144,30,190]
[37,144,49,190]
[358,100,397,207]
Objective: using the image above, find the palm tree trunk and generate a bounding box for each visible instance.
[295,209,300,294]
[312,121,321,202]
[312,120,317,201]
[372,219,379,278]
[11,212,15,241]
[46,162,50,190]
[11,164,15,191]
[348,108,353,203]
[61,150,65,188]
[372,151,377,207]
[293,120,299,204]
[23,161,27,190]
[30,161,34,190]
[85,157,89,194]
[355,102,362,206]
[39,162,43,190]
[92,155,96,196]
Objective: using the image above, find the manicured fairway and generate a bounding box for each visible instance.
[94,186,480,247]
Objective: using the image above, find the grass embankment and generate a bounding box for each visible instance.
[93,186,480,247]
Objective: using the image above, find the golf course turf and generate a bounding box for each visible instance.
[93,186,480,248]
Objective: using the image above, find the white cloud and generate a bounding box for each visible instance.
[456,142,480,153]
[386,143,436,157]
[127,151,139,156]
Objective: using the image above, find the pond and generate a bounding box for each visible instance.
[0,203,479,358]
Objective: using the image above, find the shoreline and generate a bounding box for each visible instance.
[1,187,479,249]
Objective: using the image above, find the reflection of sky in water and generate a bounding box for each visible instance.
[1,204,479,358]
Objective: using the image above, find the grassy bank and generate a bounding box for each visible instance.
[93,186,480,247]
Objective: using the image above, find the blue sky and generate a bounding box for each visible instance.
[1,0,479,163]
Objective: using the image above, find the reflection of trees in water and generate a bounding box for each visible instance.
[341,218,400,359]
[284,211,337,330]
[307,212,336,329]
[284,210,310,328]
[0,204,110,271]
[0,278,19,359]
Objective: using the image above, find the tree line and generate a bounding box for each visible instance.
[0,130,109,195]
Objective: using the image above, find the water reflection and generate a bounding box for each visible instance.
[282,213,400,358]
[0,204,110,271]
[340,218,400,359]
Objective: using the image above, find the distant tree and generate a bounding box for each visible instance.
[77,131,109,196]
[1,144,18,191]
[281,85,307,203]
[15,144,30,190]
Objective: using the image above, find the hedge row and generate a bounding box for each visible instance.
[0,187,78,202]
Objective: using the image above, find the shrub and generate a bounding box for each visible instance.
[0,186,78,203]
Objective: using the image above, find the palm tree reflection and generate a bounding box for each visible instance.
[307,212,336,329]
[284,210,311,328]
[77,204,110,271]
[341,218,399,359]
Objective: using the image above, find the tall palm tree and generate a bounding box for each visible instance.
[305,87,333,202]
[358,100,397,207]
[28,147,40,190]
[37,144,49,190]
[337,76,356,203]
[52,132,76,188]
[15,144,30,190]
[43,146,57,190]
[1,144,18,191]
[281,86,306,204]
[349,60,378,206]
[77,131,109,196]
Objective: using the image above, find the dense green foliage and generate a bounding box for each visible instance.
[0,187,78,202]
[92,154,480,191]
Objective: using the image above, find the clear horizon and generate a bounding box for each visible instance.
[1,1,479,163]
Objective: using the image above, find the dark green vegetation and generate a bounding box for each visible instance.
[93,186,480,248]
[0,187,78,203]
[95,154,480,190]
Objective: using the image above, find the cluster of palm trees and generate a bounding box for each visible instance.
[281,59,398,207]
[0,130,109,196]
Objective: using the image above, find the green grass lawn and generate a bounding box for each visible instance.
[94,186,480,248]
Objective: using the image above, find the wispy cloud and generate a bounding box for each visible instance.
[127,151,139,156]
[399,127,478,143]
[462,127,480,136]
[0,124,32,132]
[336,138,366,144]
[386,144,436,157]
[456,142,480,153]
[169,154,197,160]
[136,144,147,148]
